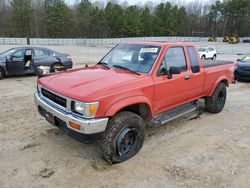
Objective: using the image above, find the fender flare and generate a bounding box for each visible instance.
[104,95,153,117]
[208,76,229,96]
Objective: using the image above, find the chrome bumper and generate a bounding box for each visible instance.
[34,92,109,134]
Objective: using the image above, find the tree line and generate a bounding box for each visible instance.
[0,0,249,38]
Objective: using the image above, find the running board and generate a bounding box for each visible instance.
[152,102,198,127]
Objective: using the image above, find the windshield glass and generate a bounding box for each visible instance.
[241,56,250,62]
[198,48,206,52]
[100,44,162,73]
[0,49,16,58]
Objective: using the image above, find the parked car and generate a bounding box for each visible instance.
[198,47,217,60]
[34,42,235,163]
[235,55,250,80]
[0,47,73,79]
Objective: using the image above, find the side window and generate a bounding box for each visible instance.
[34,49,49,59]
[12,49,24,58]
[165,47,187,72]
[187,47,200,73]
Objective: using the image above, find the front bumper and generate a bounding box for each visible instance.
[34,92,109,134]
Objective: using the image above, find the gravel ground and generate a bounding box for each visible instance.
[0,43,250,188]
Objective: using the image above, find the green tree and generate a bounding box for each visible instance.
[140,7,154,36]
[123,6,141,37]
[75,0,92,37]
[104,2,125,37]
[44,0,73,38]
[11,0,33,37]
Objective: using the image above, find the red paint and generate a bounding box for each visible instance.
[38,42,235,118]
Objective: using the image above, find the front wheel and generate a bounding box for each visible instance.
[212,55,216,60]
[201,55,206,60]
[0,68,5,80]
[205,83,227,113]
[98,111,145,164]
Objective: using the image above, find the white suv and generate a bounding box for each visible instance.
[198,47,217,60]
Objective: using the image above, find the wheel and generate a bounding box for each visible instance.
[98,111,145,164]
[212,55,216,60]
[0,68,5,80]
[50,63,64,73]
[205,83,227,113]
[201,55,206,60]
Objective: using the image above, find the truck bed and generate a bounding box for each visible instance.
[202,60,234,68]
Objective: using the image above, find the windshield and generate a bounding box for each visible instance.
[198,48,206,52]
[99,44,162,73]
[0,49,16,58]
[241,56,250,62]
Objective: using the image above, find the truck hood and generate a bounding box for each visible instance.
[39,66,147,102]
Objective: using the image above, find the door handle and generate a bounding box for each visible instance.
[184,75,191,80]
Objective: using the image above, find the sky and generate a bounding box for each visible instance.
[65,0,194,6]
[65,0,211,7]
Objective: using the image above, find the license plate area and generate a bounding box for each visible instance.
[38,106,55,125]
[45,112,55,125]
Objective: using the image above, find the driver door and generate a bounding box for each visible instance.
[6,49,25,75]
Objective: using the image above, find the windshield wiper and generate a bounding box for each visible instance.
[113,65,140,75]
[97,62,110,69]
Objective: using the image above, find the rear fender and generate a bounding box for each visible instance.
[104,96,153,117]
[207,76,229,96]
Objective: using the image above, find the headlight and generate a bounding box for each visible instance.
[73,101,99,118]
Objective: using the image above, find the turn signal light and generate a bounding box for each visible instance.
[69,121,81,130]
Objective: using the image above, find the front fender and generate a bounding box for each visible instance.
[104,95,153,117]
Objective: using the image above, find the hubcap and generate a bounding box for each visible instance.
[117,128,139,156]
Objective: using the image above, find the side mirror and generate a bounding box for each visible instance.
[167,66,181,79]
[5,56,11,62]
[170,66,181,74]
[159,67,168,76]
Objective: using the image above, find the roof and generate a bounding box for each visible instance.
[124,41,196,47]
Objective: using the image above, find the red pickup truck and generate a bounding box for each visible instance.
[34,42,235,163]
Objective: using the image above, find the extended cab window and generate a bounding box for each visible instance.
[187,46,200,73]
[165,47,187,72]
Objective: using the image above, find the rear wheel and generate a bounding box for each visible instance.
[50,63,64,73]
[98,111,145,164]
[205,83,227,113]
[212,55,216,60]
[0,68,5,80]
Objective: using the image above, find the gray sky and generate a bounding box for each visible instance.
[65,0,200,6]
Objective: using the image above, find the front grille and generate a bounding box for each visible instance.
[41,88,67,108]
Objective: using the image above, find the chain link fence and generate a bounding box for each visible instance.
[0,37,215,46]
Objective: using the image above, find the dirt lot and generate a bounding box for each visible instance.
[0,43,250,188]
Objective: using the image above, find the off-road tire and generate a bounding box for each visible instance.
[98,111,145,164]
[205,83,227,113]
[0,68,5,80]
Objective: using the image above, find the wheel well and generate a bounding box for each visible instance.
[51,62,63,68]
[118,103,152,121]
[220,79,229,87]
